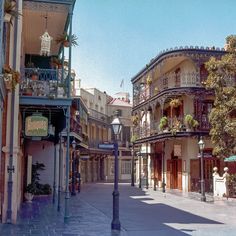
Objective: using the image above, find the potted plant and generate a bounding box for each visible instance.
[169,98,182,108]
[4,0,22,25]
[24,183,36,203]
[159,116,169,132]
[55,32,78,47]
[146,76,152,86]
[131,115,139,126]
[154,86,159,94]
[184,114,199,131]
[3,64,20,90]
[22,84,33,96]
[31,70,39,81]
[131,134,138,143]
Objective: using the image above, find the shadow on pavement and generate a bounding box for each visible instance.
[80,183,222,236]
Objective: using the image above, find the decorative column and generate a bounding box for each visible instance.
[0,0,4,69]
[57,134,63,212]
[64,3,73,223]
[52,144,57,203]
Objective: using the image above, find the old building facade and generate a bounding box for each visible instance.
[131,46,228,193]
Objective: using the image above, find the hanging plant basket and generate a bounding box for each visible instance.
[63,41,70,47]
[56,33,78,47]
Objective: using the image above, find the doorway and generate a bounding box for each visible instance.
[167,158,182,190]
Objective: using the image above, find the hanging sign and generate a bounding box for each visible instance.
[174,144,182,157]
[25,115,48,137]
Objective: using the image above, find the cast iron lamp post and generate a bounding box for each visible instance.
[111,115,122,231]
[71,139,76,196]
[138,151,142,188]
[129,143,135,187]
[198,136,206,202]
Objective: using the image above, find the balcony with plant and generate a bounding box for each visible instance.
[2,64,20,91]
[4,0,22,25]
[20,0,77,102]
[184,114,199,131]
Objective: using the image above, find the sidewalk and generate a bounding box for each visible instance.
[1,183,236,236]
[0,194,125,236]
[146,185,236,206]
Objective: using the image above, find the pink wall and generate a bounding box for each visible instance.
[25,140,56,187]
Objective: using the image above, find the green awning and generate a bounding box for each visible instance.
[224,155,236,162]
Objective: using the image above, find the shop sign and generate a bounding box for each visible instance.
[174,144,182,157]
[25,115,48,137]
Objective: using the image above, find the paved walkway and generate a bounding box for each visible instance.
[0,183,236,236]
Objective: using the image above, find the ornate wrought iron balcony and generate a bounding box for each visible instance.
[133,72,202,107]
[20,68,68,98]
[133,115,210,141]
[88,108,109,123]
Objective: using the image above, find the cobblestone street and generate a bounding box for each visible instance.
[1,183,236,236]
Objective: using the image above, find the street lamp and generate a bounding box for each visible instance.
[111,114,122,231]
[198,136,206,202]
[71,139,76,196]
[129,143,135,187]
[138,151,142,188]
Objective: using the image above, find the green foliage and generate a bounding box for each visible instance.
[205,35,236,158]
[225,35,236,52]
[184,114,199,128]
[25,183,37,194]
[131,134,138,143]
[26,162,52,195]
[169,98,182,108]
[55,32,78,47]
[159,116,168,130]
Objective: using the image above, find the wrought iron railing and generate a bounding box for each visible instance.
[133,115,211,140]
[88,108,109,123]
[20,68,68,98]
[133,72,202,106]
[70,118,82,136]
[190,178,213,193]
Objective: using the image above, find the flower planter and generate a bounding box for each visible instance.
[4,13,11,23]
[63,41,70,47]
[24,192,34,203]
[3,73,12,90]
[23,89,33,96]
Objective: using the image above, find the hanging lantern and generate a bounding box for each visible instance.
[40,31,53,56]
[40,15,53,56]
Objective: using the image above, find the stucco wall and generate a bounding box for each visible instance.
[25,140,59,188]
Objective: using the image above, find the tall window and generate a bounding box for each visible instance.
[121,160,132,175]
[201,101,213,129]
[175,68,181,87]
[200,64,208,83]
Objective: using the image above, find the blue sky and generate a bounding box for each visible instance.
[72,0,236,96]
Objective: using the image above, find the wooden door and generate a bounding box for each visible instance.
[153,156,162,182]
[177,159,182,190]
[171,160,178,189]
[190,159,200,192]
[166,160,171,188]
